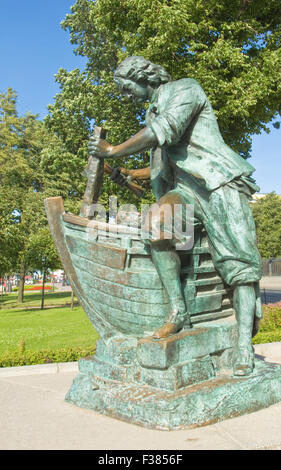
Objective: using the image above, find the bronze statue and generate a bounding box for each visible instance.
[89,56,262,377]
[45,56,281,429]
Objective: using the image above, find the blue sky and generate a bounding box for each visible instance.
[0,0,86,117]
[1,0,280,194]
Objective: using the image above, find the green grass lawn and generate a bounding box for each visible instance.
[0,305,98,354]
[0,291,99,366]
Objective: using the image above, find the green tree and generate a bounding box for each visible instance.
[251,193,281,259]
[0,187,17,278]
[0,89,44,300]
[25,228,61,309]
[44,0,281,204]
[0,89,61,301]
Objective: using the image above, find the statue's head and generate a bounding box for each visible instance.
[114,56,171,102]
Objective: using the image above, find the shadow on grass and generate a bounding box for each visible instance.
[9,303,81,313]
[1,291,73,309]
[16,306,82,317]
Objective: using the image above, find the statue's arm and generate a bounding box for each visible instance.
[89,127,157,159]
[119,166,151,180]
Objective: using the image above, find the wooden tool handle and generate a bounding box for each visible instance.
[80,126,106,219]
[104,163,144,198]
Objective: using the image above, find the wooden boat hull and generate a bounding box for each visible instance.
[45,197,234,338]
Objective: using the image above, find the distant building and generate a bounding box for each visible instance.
[52,269,64,282]
[25,275,33,285]
[251,193,281,203]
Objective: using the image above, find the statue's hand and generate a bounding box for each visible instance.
[110,168,129,186]
[88,135,113,158]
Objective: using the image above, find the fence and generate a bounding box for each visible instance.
[262,259,281,276]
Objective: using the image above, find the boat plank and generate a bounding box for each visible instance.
[92,299,164,334]
[74,267,169,317]
[90,290,168,318]
[193,292,223,314]
[70,253,163,289]
[63,213,140,236]
[190,309,234,324]
[66,234,127,270]
[76,271,169,304]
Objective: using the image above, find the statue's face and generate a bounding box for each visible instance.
[118,78,150,103]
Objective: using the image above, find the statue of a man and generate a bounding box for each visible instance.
[89,56,262,376]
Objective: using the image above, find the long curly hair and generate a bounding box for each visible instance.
[114,56,171,88]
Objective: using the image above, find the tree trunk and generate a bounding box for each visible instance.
[41,270,46,310]
[71,289,74,310]
[17,262,26,303]
[7,276,12,293]
[0,279,3,308]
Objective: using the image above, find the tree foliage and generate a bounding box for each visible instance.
[0,89,43,277]
[25,227,61,274]
[44,0,281,200]
[25,227,61,309]
[251,193,281,258]
[0,90,63,297]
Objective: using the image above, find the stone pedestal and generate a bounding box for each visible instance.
[65,316,281,430]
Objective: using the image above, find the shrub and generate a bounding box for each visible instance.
[259,303,281,332]
[0,346,96,368]
[253,331,281,345]
[252,302,281,344]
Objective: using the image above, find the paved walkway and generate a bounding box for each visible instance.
[1,343,281,450]
[259,277,281,304]
[260,276,281,291]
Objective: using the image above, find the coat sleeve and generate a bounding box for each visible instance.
[148,80,205,147]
